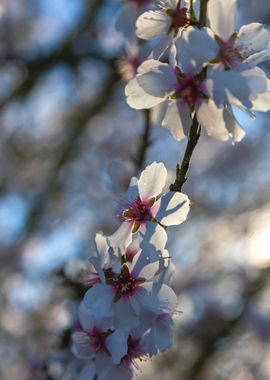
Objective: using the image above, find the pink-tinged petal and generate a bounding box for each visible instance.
[108,222,133,254]
[157,192,190,226]
[208,0,237,40]
[136,10,171,40]
[196,99,230,141]
[83,284,114,317]
[136,60,176,98]
[107,330,128,364]
[162,100,192,141]
[175,27,219,73]
[72,332,95,360]
[138,161,167,200]
[125,77,165,110]
[78,363,96,380]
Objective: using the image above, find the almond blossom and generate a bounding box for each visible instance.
[126,27,270,142]
[78,334,148,380]
[109,161,190,252]
[82,238,177,333]
[208,0,270,70]
[72,309,127,365]
[136,0,198,58]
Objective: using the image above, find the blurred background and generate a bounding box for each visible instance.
[0,0,270,379]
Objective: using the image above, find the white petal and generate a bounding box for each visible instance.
[95,233,109,257]
[78,302,95,331]
[196,99,230,141]
[223,107,245,142]
[175,27,219,73]
[107,330,128,364]
[251,90,270,112]
[237,23,270,56]
[208,0,237,40]
[108,222,133,255]
[157,192,190,226]
[78,363,96,380]
[134,283,159,313]
[99,362,133,380]
[72,332,94,360]
[243,49,270,69]
[155,283,178,314]
[78,302,113,332]
[151,34,174,60]
[206,69,253,109]
[83,284,115,317]
[139,223,168,264]
[136,10,171,40]
[125,77,164,110]
[137,61,176,98]
[152,314,174,353]
[162,100,192,140]
[114,298,139,331]
[138,161,167,200]
[137,261,160,280]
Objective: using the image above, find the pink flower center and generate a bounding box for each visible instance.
[105,264,145,301]
[166,5,190,35]
[88,327,108,353]
[119,197,154,224]
[172,68,208,107]
[215,33,243,68]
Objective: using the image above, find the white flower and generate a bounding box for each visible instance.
[82,246,177,333]
[126,27,270,142]
[136,1,195,40]
[136,0,196,58]
[72,302,128,364]
[208,0,270,70]
[79,334,148,380]
[109,161,190,252]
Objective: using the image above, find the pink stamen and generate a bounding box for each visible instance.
[88,327,108,353]
[173,70,207,107]
[118,197,154,224]
[122,336,145,364]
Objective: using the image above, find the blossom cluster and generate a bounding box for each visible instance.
[71,1,270,379]
[72,163,190,379]
[124,0,270,142]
